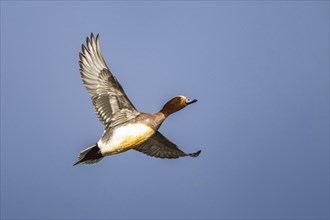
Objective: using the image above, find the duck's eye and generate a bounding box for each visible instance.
[176,97,181,101]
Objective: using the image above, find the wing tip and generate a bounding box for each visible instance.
[188,150,201,158]
[88,32,99,44]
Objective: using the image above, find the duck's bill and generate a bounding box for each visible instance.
[186,99,197,105]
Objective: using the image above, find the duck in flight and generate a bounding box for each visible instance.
[74,34,201,166]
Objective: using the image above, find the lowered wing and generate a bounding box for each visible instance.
[134,131,201,159]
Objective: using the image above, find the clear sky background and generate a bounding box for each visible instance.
[1,1,329,219]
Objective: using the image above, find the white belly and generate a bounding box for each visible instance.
[98,123,154,155]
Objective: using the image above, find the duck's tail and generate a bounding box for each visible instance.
[73,144,104,166]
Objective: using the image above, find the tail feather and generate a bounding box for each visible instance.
[73,144,104,166]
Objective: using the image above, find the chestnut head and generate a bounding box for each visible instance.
[160,95,197,117]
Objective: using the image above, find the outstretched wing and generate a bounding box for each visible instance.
[134,131,201,159]
[79,33,139,128]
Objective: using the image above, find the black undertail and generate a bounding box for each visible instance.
[73,143,104,166]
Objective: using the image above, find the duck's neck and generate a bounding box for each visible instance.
[159,110,170,118]
[147,112,166,130]
[155,111,167,122]
[160,106,175,118]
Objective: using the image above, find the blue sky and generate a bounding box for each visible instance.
[1,1,329,219]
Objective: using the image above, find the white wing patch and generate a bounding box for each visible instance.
[99,123,154,155]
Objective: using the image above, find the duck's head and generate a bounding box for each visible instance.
[160,95,197,117]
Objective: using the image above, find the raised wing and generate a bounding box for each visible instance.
[134,131,201,159]
[79,33,139,128]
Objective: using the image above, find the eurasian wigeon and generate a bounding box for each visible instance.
[74,34,201,166]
